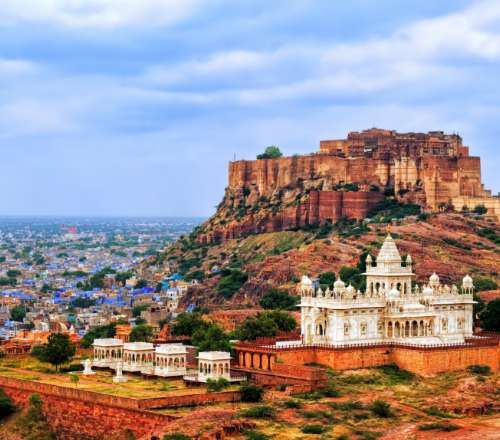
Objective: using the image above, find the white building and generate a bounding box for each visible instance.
[183,351,245,383]
[300,234,475,346]
[122,342,155,373]
[92,338,124,368]
[154,344,187,377]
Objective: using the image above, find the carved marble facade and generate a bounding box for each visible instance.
[300,234,475,346]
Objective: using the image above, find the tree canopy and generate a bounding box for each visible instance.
[259,288,299,310]
[32,333,76,371]
[129,324,154,342]
[81,323,116,348]
[10,305,27,322]
[235,310,296,341]
[171,312,208,336]
[192,324,231,352]
[257,145,283,159]
[480,299,500,331]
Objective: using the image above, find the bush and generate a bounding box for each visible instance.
[473,276,497,292]
[283,399,301,409]
[369,400,393,418]
[244,430,269,440]
[467,364,492,376]
[192,323,231,352]
[418,422,460,432]
[480,299,500,331]
[473,204,488,215]
[259,288,299,311]
[206,378,229,392]
[257,145,282,160]
[329,400,364,411]
[301,424,326,434]
[163,434,191,440]
[423,406,456,418]
[239,405,275,419]
[0,388,15,419]
[377,364,415,384]
[16,393,56,440]
[240,384,264,402]
[217,269,248,299]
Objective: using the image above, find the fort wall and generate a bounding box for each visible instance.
[235,339,500,379]
[0,376,241,439]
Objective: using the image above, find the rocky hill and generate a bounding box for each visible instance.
[152,128,500,307]
[159,212,499,308]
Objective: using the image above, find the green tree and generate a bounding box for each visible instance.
[32,333,76,372]
[473,277,497,292]
[81,323,116,348]
[259,288,299,310]
[318,271,336,288]
[192,324,231,352]
[135,279,148,289]
[171,312,208,336]
[217,269,248,299]
[480,299,500,331]
[0,388,15,419]
[6,269,20,278]
[235,315,278,341]
[129,325,154,342]
[473,204,488,215]
[240,384,264,402]
[10,305,27,322]
[69,374,79,387]
[257,145,283,160]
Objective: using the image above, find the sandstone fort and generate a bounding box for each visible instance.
[199,128,500,243]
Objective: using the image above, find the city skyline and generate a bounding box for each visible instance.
[1,0,500,216]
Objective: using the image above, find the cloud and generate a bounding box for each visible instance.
[0,0,205,29]
[0,58,38,76]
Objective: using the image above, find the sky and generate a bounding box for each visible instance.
[0,0,499,217]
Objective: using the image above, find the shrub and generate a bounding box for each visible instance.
[473,204,488,215]
[240,384,264,402]
[244,430,269,440]
[472,276,497,292]
[329,400,364,411]
[301,424,326,434]
[480,299,500,331]
[369,400,393,418]
[206,378,229,392]
[418,422,460,432]
[217,269,248,299]
[163,434,191,440]
[257,146,282,160]
[283,399,301,409]
[377,364,415,384]
[423,406,456,418]
[239,405,275,419]
[467,364,492,376]
[259,288,299,311]
[0,388,15,419]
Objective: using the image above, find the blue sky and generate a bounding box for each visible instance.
[0,0,499,216]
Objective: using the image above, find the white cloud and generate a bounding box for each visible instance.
[0,99,79,137]
[0,58,38,76]
[0,0,204,29]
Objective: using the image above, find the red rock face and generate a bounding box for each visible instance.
[199,190,383,244]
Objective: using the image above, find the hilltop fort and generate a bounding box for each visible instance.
[198,128,499,243]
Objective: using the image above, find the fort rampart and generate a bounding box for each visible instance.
[0,375,241,440]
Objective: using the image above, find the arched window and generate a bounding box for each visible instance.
[360,322,367,337]
[344,322,350,336]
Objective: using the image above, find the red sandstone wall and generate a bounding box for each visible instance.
[0,376,174,440]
